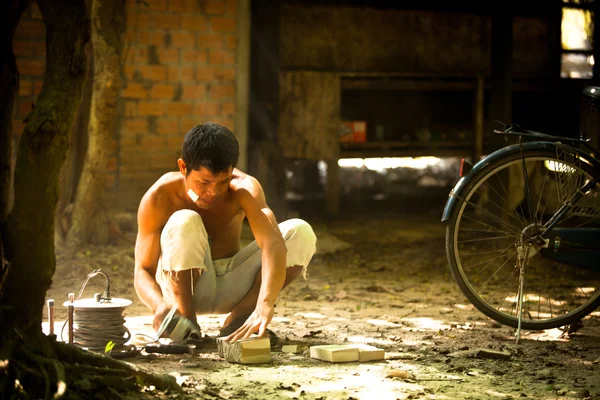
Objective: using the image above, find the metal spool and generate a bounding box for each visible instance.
[63,297,132,352]
[61,269,135,354]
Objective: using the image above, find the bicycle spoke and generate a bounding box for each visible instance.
[461,213,519,237]
[481,180,529,228]
[458,234,517,243]
[455,194,522,235]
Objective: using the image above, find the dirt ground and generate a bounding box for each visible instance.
[46,187,600,400]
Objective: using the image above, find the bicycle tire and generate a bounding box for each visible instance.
[446,144,600,330]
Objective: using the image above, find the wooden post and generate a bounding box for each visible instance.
[47,299,55,336]
[68,293,74,345]
[326,158,340,216]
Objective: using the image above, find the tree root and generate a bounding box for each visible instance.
[1,332,181,399]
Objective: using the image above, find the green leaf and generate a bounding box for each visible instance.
[105,341,115,354]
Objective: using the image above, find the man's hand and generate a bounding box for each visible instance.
[224,301,274,343]
[153,302,173,335]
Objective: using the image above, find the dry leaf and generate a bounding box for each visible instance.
[386,370,414,380]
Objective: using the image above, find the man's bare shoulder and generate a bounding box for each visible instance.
[230,169,262,194]
[138,172,182,229]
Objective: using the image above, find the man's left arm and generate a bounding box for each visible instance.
[225,176,287,342]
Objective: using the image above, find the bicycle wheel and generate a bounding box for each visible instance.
[446,144,600,330]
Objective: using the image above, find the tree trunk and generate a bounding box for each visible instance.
[0,0,30,299]
[2,0,90,336]
[56,45,93,242]
[67,0,125,246]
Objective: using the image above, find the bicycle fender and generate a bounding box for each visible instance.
[440,141,599,222]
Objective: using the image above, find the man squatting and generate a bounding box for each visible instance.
[134,122,317,343]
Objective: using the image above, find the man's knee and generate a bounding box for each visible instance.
[282,218,317,249]
[163,209,205,234]
[281,218,317,279]
[159,209,209,277]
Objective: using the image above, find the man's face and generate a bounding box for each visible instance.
[182,164,233,209]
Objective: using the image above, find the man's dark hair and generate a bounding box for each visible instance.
[181,123,239,175]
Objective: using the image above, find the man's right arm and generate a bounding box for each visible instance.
[134,193,170,330]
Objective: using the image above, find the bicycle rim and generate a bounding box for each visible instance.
[447,146,600,330]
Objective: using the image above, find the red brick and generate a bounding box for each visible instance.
[35,41,46,57]
[221,102,235,115]
[195,66,216,80]
[166,66,178,82]
[193,102,220,116]
[205,0,226,15]
[182,49,207,64]
[33,80,43,96]
[12,119,25,136]
[209,84,235,98]
[152,14,181,30]
[138,102,166,116]
[141,135,167,149]
[19,80,32,96]
[181,67,195,81]
[225,36,237,50]
[184,0,202,13]
[181,15,208,31]
[166,102,193,116]
[17,101,32,118]
[197,33,223,49]
[182,84,206,100]
[139,65,167,81]
[209,49,234,65]
[210,117,235,131]
[123,65,137,80]
[210,17,236,33]
[170,32,195,47]
[125,101,138,117]
[127,47,148,65]
[15,20,45,38]
[168,0,187,12]
[138,31,164,46]
[150,84,175,99]
[156,118,181,135]
[225,0,237,15]
[13,40,36,57]
[181,117,202,132]
[158,48,179,64]
[144,0,168,11]
[124,118,148,132]
[17,59,45,76]
[221,67,236,80]
[123,83,148,99]
[126,12,152,29]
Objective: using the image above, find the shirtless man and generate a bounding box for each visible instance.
[134,123,317,342]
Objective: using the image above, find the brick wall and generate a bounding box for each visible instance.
[118,0,239,210]
[12,3,45,150]
[11,0,240,212]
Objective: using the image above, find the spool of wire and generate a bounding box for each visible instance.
[64,297,132,351]
[62,269,134,354]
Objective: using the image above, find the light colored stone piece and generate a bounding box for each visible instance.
[352,344,385,362]
[309,345,359,363]
[216,336,271,364]
[282,344,300,353]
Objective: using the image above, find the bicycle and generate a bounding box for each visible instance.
[442,86,600,339]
